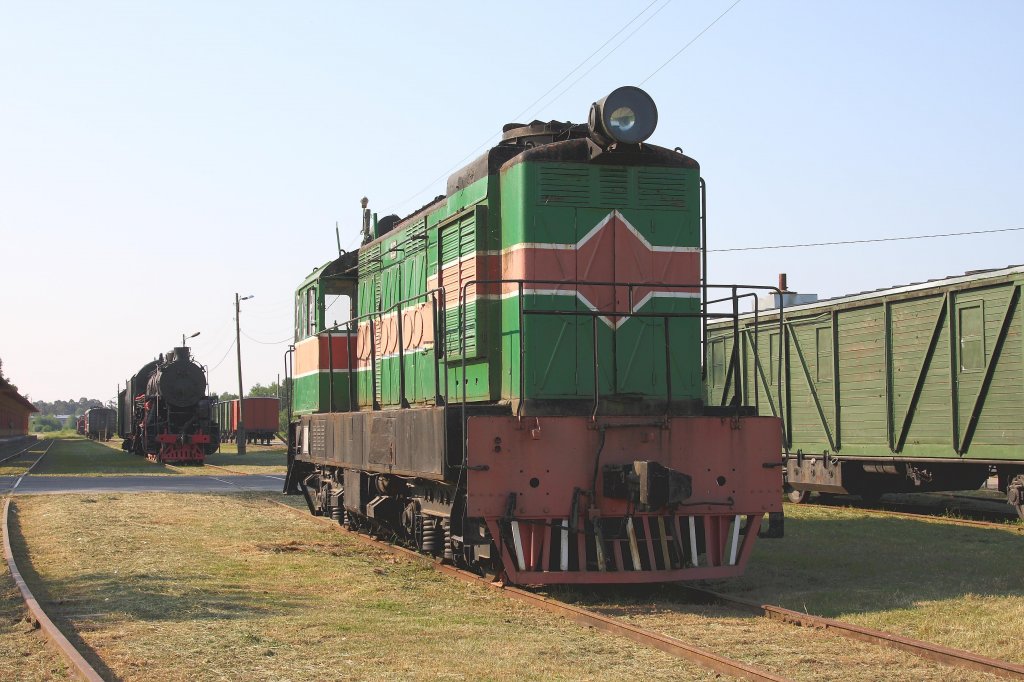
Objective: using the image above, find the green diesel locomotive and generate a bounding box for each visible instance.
[284,87,783,584]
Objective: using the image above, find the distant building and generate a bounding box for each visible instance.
[0,377,38,438]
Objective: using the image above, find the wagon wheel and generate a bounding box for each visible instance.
[1007,475,1024,521]
[784,486,808,504]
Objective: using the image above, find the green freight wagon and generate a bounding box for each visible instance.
[706,265,1024,517]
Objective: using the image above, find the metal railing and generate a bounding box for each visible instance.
[301,288,450,412]
[458,279,785,417]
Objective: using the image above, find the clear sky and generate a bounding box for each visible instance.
[1,1,1021,402]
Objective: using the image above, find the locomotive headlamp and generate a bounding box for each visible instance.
[589,86,658,144]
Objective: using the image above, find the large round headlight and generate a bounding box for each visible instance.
[589,86,658,144]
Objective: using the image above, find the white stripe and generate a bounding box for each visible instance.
[688,516,699,567]
[293,368,353,380]
[729,515,741,566]
[559,520,569,571]
[576,211,618,248]
[498,288,700,330]
[626,517,643,571]
[510,521,526,571]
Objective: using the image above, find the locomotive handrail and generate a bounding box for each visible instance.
[315,287,448,412]
[457,278,786,467]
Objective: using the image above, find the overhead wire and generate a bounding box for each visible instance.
[708,226,1024,253]
[533,0,673,117]
[241,330,294,346]
[207,338,237,372]
[372,0,670,222]
[640,0,744,85]
[509,0,663,121]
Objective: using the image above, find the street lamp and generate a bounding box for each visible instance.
[235,294,253,454]
[182,331,200,347]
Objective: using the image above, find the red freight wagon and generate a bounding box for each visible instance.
[231,397,279,445]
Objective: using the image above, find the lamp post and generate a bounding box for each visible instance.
[235,293,253,454]
[182,331,200,347]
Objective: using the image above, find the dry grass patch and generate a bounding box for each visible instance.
[10,493,721,681]
[704,503,1024,663]
[0,461,32,477]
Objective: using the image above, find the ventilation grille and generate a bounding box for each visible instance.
[638,169,688,208]
[539,167,591,206]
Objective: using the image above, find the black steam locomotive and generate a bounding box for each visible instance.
[117,346,219,464]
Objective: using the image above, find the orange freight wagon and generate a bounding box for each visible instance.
[231,397,279,445]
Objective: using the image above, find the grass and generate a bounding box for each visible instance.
[0,443,51,477]
[93,438,287,476]
[34,430,83,440]
[204,450,285,476]
[8,493,721,681]
[32,439,177,476]
[702,503,1024,663]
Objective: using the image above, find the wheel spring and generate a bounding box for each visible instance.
[421,517,443,555]
[442,519,453,562]
[330,507,343,525]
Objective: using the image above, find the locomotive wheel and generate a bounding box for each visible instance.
[1008,475,1024,520]
[785,487,808,504]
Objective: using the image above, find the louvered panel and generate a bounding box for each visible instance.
[637,169,688,209]
[597,168,628,208]
[539,167,591,206]
[441,216,480,358]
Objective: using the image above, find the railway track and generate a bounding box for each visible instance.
[269,499,787,681]
[2,440,104,681]
[269,498,1022,681]
[674,585,1024,680]
[201,463,1024,679]
[798,499,1023,534]
[0,439,46,467]
[8,450,1016,680]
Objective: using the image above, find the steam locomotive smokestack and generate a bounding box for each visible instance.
[779,273,788,292]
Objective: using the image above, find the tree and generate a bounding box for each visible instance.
[218,391,239,401]
[247,382,280,398]
[33,415,62,433]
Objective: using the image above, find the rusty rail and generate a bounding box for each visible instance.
[0,439,43,466]
[3,442,105,681]
[269,500,787,682]
[678,585,1024,680]
[800,500,1023,534]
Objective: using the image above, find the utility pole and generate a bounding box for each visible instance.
[235,293,253,454]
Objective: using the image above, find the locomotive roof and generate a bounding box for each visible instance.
[297,251,360,290]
